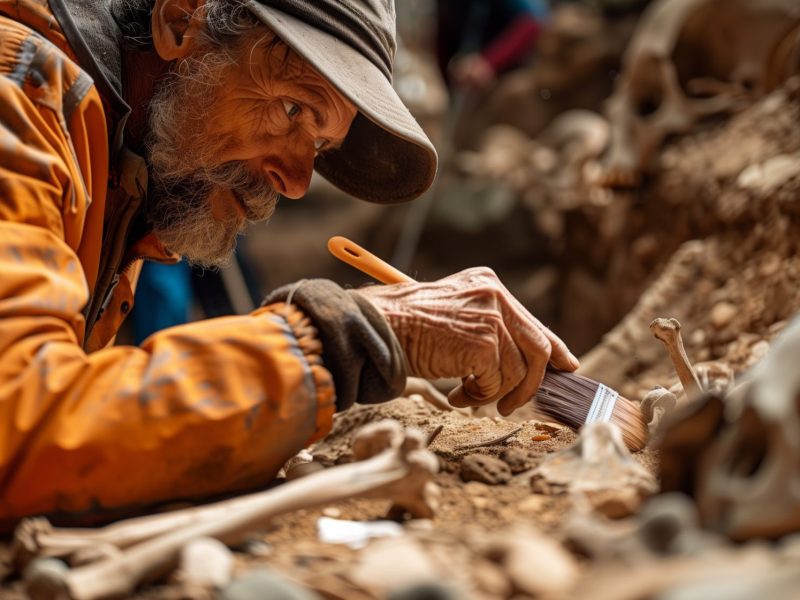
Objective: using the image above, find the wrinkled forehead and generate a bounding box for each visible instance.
[243,29,357,114]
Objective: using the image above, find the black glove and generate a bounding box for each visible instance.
[263,279,406,411]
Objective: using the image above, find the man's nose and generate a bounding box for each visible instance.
[261,142,316,199]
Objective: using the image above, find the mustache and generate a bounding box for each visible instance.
[208,161,279,222]
[153,161,279,223]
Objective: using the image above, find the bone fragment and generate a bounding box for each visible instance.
[649,318,703,399]
[23,420,438,600]
[694,361,735,395]
[455,425,523,451]
[641,386,679,440]
[404,377,467,414]
[532,422,656,517]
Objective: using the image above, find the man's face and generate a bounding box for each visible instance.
[146,31,358,267]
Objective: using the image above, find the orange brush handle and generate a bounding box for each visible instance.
[328,236,415,285]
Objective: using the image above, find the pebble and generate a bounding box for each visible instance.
[286,461,326,480]
[504,530,579,596]
[533,422,561,433]
[179,537,235,589]
[471,496,490,509]
[710,302,737,329]
[531,434,552,442]
[388,582,463,600]
[517,495,548,513]
[500,448,531,474]
[464,481,490,496]
[23,558,69,599]
[471,560,512,597]
[460,454,512,485]
[220,568,323,600]
[321,507,342,518]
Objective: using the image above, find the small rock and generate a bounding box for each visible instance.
[321,507,342,518]
[179,537,234,589]
[517,495,548,513]
[532,434,552,442]
[221,568,322,600]
[533,422,561,433]
[710,302,737,329]
[23,558,69,600]
[737,154,800,193]
[500,448,531,474]
[471,560,512,597]
[504,528,579,596]
[587,488,644,519]
[388,583,462,600]
[351,537,439,593]
[472,496,490,509]
[464,481,490,496]
[286,461,325,481]
[460,454,512,485]
[235,538,272,557]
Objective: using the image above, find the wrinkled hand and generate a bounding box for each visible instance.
[356,268,579,416]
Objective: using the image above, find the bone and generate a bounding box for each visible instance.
[23,420,438,600]
[579,240,706,387]
[599,0,800,185]
[531,422,657,518]
[641,386,679,440]
[650,318,704,400]
[694,361,736,395]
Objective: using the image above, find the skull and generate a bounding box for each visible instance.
[660,318,800,541]
[600,0,800,187]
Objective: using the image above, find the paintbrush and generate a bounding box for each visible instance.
[328,236,648,451]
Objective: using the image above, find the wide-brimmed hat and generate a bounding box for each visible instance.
[245,0,438,204]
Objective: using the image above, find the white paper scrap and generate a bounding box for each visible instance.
[317,516,404,549]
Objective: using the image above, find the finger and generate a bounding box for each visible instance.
[448,379,473,408]
[496,323,551,417]
[540,327,580,371]
[490,276,579,373]
[448,378,495,408]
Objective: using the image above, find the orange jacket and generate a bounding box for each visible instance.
[0,1,346,527]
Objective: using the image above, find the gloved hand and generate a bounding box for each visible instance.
[355,267,579,416]
[263,279,407,412]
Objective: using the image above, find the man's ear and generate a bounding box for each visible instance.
[152,0,206,61]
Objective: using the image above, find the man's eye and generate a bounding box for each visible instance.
[282,100,301,119]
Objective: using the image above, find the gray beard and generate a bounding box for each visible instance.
[144,49,278,268]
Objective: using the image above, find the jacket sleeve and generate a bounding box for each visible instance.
[0,41,335,525]
[0,221,336,524]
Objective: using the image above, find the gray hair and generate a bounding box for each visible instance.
[113,0,261,50]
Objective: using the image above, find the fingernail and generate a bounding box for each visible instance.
[568,352,581,370]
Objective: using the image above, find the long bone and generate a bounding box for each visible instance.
[13,418,443,570]
[649,318,703,400]
[24,420,438,600]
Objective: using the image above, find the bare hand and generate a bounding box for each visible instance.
[449,53,496,90]
[356,268,579,416]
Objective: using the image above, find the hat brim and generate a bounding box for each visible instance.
[245,2,438,204]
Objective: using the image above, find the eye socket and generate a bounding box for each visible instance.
[282,100,301,119]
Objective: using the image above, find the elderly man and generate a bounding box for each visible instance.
[0,0,578,525]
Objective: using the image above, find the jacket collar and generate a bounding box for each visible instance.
[49,0,131,160]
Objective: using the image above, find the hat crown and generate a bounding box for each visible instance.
[254,0,397,80]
